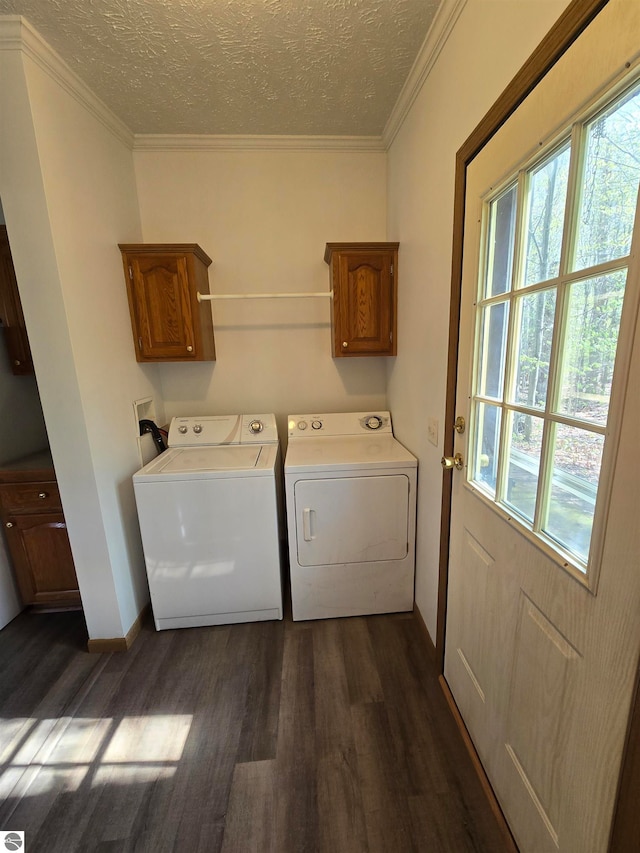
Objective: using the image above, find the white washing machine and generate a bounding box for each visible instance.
[285,411,417,621]
[133,414,282,630]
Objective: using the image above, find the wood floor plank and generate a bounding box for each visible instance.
[234,620,285,763]
[367,615,452,797]
[340,617,384,705]
[274,625,317,853]
[408,792,484,852]
[351,701,416,853]
[220,759,277,853]
[314,619,369,853]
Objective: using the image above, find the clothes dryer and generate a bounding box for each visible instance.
[285,411,417,621]
[133,414,282,630]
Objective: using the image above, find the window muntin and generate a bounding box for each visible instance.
[470,80,640,578]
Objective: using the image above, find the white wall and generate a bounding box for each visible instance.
[387,0,573,640]
[134,149,388,436]
[0,21,163,639]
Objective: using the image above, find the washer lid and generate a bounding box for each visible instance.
[284,435,417,473]
[134,444,277,481]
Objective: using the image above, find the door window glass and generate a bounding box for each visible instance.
[523,146,571,286]
[573,87,640,270]
[469,79,640,579]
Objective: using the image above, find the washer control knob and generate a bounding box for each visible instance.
[311,420,322,430]
[193,424,203,434]
[178,425,188,434]
[365,415,383,430]
[298,420,308,431]
[249,420,264,434]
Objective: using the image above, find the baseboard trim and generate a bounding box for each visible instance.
[439,675,518,852]
[413,602,437,665]
[87,604,150,653]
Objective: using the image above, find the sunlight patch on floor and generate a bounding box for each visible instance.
[0,714,193,797]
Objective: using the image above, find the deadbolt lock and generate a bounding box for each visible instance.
[454,416,466,434]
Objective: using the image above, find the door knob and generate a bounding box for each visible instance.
[441,453,464,471]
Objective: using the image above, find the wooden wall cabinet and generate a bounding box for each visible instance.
[0,463,80,608]
[119,243,216,363]
[325,242,398,357]
[0,225,33,375]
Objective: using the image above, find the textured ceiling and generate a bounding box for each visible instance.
[0,0,443,136]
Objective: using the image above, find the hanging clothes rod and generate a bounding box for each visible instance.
[197,290,333,302]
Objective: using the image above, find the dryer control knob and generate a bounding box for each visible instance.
[178,426,188,434]
[311,420,322,430]
[365,415,383,430]
[193,424,203,434]
[249,420,264,434]
[298,420,308,430]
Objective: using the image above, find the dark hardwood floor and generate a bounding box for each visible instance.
[0,608,510,852]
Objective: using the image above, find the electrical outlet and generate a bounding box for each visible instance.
[427,417,438,447]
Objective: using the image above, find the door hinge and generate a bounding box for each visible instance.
[390,263,394,276]
[128,265,133,280]
[138,336,142,350]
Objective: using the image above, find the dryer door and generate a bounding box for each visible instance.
[294,474,409,567]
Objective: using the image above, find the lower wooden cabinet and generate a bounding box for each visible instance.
[0,463,80,608]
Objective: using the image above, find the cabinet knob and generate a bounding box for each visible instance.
[342,341,348,349]
[5,522,13,528]
[38,492,48,500]
[186,345,193,353]
[14,360,21,366]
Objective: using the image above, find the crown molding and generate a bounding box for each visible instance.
[0,15,134,149]
[383,0,468,148]
[133,133,386,153]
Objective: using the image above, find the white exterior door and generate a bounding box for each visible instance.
[444,3,640,851]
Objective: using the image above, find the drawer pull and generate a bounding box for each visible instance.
[5,522,13,528]
[38,492,48,500]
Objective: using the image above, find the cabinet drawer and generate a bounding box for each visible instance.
[0,482,61,513]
